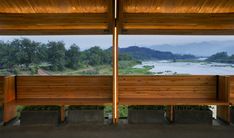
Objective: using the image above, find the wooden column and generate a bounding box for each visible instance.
[112,0,119,125]
[217,105,230,124]
[3,76,17,124]
[112,26,119,124]
[60,105,65,123]
[217,76,230,124]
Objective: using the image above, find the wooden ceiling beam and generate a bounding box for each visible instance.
[0,13,111,35]
[119,13,234,35]
[120,29,234,35]
[0,29,110,35]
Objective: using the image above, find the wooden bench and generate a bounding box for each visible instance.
[1,75,232,124]
[119,75,229,122]
[119,75,228,105]
[15,76,112,105]
[0,76,16,124]
[2,76,112,123]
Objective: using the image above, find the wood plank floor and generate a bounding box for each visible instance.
[0,124,234,138]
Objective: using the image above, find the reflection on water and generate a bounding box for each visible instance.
[134,60,234,75]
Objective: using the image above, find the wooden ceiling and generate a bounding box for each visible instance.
[0,0,113,35]
[119,0,234,35]
[0,0,108,13]
[122,0,234,13]
[0,0,234,35]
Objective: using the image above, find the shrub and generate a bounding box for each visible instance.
[22,106,60,111]
[68,106,104,110]
[174,106,210,110]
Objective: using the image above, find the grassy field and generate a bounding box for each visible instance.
[0,60,153,76]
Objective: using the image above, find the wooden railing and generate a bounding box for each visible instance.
[16,76,113,105]
[119,75,227,105]
[0,75,234,124]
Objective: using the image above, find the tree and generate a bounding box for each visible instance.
[47,41,66,71]
[82,46,105,66]
[66,44,80,69]
[0,41,8,68]
[206,52,229,63]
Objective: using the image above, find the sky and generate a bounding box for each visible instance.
[1,35,234,50]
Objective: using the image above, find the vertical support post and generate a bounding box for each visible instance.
[217,105,230,124]
[112,26,119,124]
[112,0,119,125]
[3,76,17,124]
[60,105,65,123]
[3,102,16,124]
[217,76,230,124]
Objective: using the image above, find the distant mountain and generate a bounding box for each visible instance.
[149,40,234,57]
[119,46,196,60]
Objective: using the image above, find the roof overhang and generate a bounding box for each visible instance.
[1,0,234,35]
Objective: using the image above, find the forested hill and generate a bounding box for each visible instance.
[206,52,234,64]
[119,46,196,60]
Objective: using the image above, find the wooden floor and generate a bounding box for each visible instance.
[0,124,234,138]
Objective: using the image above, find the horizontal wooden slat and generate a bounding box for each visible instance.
[120,29,234,35]
[119,98,228,105]
[15,98,112,105]
[123,13,234,25]
[119,0,234,35]
[0,0,109,13]
[122,0,234,13]
[120,13,234,35]
[0,13,112,35]
[119,76,219,105]
[17,76,113,100]
[0,29,111,35]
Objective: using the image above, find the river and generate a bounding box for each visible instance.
[134,60,234,75]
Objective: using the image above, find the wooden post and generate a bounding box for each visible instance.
[217,76,230,124]
[3,102,16,124]
[217,105,230,124]
[60,105,65,123]
[112,26,119,124]
[112,0,119,125]
[3,76,17,124]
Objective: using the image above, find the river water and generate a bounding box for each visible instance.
[134,60,234,75]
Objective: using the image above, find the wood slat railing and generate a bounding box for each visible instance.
[0,75,233,124]
[119,75,228,105]
[16,76,113,105]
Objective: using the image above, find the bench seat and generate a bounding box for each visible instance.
[14,98,112,106]
[119,98,228,106]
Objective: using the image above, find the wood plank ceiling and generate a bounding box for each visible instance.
[118,0,234,35]
[0,0,113,35]
[0,0,234,35]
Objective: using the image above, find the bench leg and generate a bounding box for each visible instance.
[217,105,230,125]
[3,102,17,124]
[166,105,174,123]
[60,105,65,123]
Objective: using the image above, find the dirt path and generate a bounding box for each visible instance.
[38,69,49,75]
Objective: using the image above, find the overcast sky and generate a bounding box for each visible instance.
[1,35,234,50]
